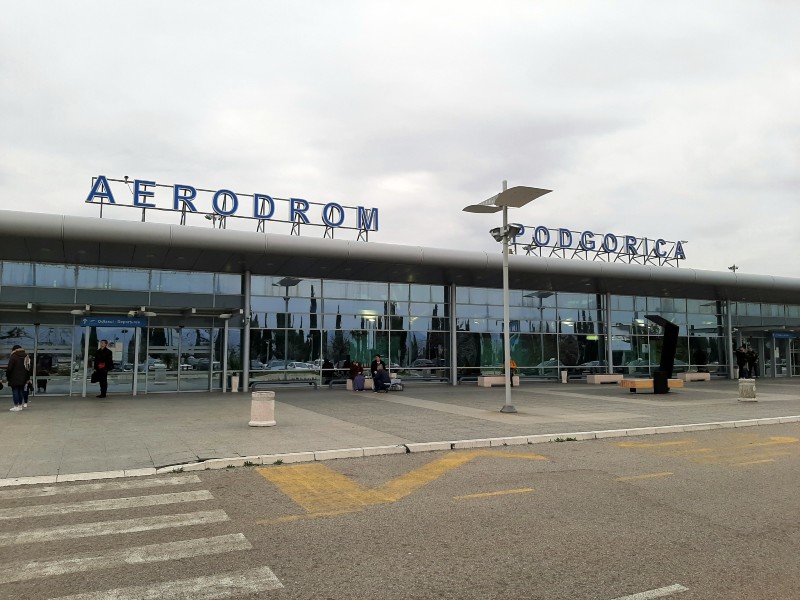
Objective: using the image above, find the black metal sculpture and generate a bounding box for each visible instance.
[645,314,679,394]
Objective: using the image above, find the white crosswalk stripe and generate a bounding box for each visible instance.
[48,566,285,599]
[0,533,252,584]
[0,489,214,520]
[0,475,202,500]
[0,477,284,596]
[0,509,229,546]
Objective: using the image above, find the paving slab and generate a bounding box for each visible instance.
[0,379,798,478]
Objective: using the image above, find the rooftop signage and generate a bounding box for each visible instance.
[85,175,378,240]
[510,224,686,266]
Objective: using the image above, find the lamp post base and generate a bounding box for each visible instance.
[500,404,517,413]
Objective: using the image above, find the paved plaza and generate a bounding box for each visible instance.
[1,378,798,481]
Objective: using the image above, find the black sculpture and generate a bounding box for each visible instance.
[645,314,679,394]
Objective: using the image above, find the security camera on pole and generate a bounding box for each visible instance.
[463,181,552,413]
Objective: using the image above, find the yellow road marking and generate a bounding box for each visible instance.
[453,488,534,501]
[616,441,691,448]
[732,459,775,467]
[257,449,546,514]
[617,434,800,466]
[615,472,673,481]
[256,508,364,525]
[749,436,799,447]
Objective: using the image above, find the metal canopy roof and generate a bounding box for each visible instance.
[1,209,799,304]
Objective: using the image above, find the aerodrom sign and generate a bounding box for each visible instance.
[510,224,686,266]
[85,175,379,238]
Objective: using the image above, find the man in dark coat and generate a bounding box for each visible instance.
[746,348,759,378]
[94,339,114,398]
[372,364,391,393]
[370,354,386,380]
[5,344,30,411]
[735,345,749,379]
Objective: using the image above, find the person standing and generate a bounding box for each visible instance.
[746,347,759,378]
[94,339,114,398]
[370,354,386,380]
[735,345,749,379]
[5,344,30,411]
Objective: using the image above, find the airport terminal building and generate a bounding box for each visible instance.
[1,200,799,397]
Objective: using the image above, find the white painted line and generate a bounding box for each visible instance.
[0,533,251,584]
[48,565,284,599]
[611,583,689,599]
[0,509,229,547]
[0,475,202,500]
[0,490,214,521]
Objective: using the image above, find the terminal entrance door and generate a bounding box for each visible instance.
[765,336,790,378]
[79,325,225,395]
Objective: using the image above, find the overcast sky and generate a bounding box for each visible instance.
[1,1,798,277]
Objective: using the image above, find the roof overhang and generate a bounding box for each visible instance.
[0,210,799,304]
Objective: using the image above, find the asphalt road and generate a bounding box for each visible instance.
[1,424,799,599]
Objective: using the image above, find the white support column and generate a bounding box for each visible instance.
[605,292,613,374]
[726,299,735,380]
[132,327,141,396]
[449,283,458,386]
[81,325,90,398]
[222,319,229,393]
[242,270,251,391]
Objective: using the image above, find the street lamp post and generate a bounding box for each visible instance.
[464,181,552,413]
[273,277,302,379]
[525,291,554,375]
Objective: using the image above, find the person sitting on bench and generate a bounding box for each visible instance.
[373,364,391,393]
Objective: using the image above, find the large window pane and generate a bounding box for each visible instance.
[78,267,150,291]
[35,264,76,288]
[152,271,213,293]
[1,262,33,286]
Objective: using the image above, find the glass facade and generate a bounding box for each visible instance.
[2,259,800,396]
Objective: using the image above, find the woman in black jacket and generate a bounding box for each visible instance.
[5,344,30,411]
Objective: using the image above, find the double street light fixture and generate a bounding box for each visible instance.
[464,181,552,413]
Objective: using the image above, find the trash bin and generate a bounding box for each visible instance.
[738,378,757,401]
[249,390,277,426]
[653,370,669,394]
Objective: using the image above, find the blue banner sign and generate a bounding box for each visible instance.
[85,175,379,232]
[79,316,148,328]
[772,332,795,339]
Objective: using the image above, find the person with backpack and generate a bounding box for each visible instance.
[5,344,31,411]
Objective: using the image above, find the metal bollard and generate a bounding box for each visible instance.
[249,390,277,426]
[738,378,757,402]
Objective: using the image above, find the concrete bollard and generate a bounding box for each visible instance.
[231,374,240,393]
[560,370,568,384]
[249,390,277,426]
[738,378,757,402]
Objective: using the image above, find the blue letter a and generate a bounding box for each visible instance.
[86,175,116,204]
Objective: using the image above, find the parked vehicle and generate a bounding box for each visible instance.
[579,360,607,374]
[137,359,167,372]
[531,358,563,377]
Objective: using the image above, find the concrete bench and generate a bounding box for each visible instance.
[251,379,318,390]
[676,372,711,382]
[586,373,623,384]
[345,374,399,391]
[618,378,684,393]
[477,375,520,387]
